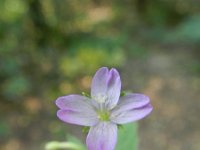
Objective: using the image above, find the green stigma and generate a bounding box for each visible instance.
[97,111,110,121]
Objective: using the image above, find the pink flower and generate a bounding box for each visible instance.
[56,67,153,150]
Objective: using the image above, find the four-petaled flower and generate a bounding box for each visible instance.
[56,67,153,150]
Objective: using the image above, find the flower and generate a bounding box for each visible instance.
[56,67,153,150]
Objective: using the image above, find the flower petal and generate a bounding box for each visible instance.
[111,104,153,124]
[56,95,93,111]
[56,95,98,126]
[91,67,121,109]
[57,110,98,126]
[91,67,109,99]
[86,122,117,150]
[114,94,150,112]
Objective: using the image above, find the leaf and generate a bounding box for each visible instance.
[67,135,87,150]
[45,135,87,150]
[115,123,138,150]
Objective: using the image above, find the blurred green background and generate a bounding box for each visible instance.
[0,0,200,150]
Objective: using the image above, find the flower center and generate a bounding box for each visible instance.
[97,111,110,121]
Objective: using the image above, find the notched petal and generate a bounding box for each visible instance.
[86,122,117,150]
[57,109,98,126]
[106,68,121,108]
[114,94,150,112]
[56,94,99,126]
[91,67,109,99]
[91,67,121,109]
[111,103,153,124]
[55,94,93,111]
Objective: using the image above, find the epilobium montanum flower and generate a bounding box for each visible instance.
[55,67,153,150]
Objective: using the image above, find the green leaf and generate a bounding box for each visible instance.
[116,123,138,150]
[45,135,86,150]
[67,135,87,150]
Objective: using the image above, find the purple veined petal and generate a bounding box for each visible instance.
[56,95,94,111]
[114,94,150,112]
[57,109,98,126]
[56,95,99,126]
[91,67,121,109]
[110,104,153,124]
[86,122,117,150]
[91,67,109,99]
[106,68,121,108]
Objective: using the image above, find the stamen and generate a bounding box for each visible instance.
[94,94,107,103]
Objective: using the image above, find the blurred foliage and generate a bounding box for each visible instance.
[0,0,200,149]
[166,15,200,43]
[116,123,138,150]
[0,0,126,103]
[1,0,200,102]
[0,121,11,140]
